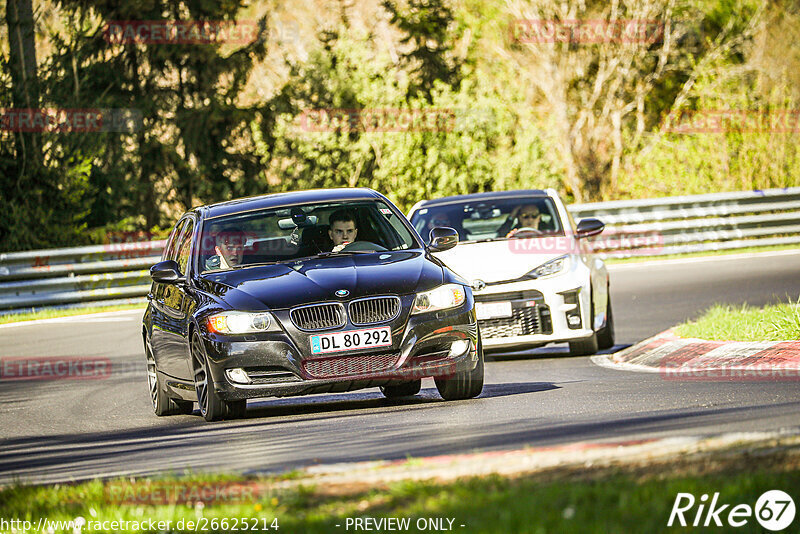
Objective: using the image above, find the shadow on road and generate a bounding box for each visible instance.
[240,381,559,419]
[2,398,800,486]
[485,344,631,362]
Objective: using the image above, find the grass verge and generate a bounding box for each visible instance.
[1,448,799,533]
[0,303,145,325]
[675,300,800,341]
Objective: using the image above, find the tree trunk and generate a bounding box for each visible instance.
[5,0,42,178]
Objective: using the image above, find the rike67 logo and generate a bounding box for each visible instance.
[668,490,796,531]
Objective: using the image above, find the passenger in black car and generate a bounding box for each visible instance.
[204,226,246,270]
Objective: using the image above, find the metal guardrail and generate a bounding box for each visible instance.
[0,241,164,314]
[568,186,800,256]
[1,187,799,314]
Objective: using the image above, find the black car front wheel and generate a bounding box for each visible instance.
[435,337,484,401]
[192,332,246,422]
[146,344,193,416]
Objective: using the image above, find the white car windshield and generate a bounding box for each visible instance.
[410,197,563,244]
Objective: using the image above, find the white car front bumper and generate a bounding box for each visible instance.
[473,276,595,350]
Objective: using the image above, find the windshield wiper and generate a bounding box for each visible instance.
[231,260,285,269]
[459,237,503,243]
[314,250,376,257]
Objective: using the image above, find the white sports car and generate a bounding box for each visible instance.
[408,189,614,355]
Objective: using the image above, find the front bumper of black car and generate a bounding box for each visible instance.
[197,297,479,401]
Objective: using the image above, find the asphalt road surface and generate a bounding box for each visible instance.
[1,251,799,485]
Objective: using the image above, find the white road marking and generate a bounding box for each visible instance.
[591,353,663,373]
[606,248,800,271]
[0,309,144,329]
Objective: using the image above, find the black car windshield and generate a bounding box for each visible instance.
[410,196,563,244]
[199,200,419,273]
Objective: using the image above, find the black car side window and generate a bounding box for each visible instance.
[162,220,186,262]
[176,219,195,275]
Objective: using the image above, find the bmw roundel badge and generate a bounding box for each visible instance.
[335,289,350,298]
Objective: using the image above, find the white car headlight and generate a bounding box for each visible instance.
[412,284,467,315]
[529,255,569,278]
[206,311,279,334]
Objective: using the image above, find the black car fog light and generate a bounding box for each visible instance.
[226,368,251,384]
[448,339,471,357]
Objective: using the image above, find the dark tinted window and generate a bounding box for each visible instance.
[176,219,195,274]
[199,200,419,273]
[162,219,186,261]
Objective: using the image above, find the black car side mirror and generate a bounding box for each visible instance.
[575,218,605,239]
[428,227,459,252]
[150,260,183,284]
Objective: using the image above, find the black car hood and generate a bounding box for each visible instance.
[199,251,443,310]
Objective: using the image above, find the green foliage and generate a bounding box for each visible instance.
[1,456,800,532]
[676,298,800,341]
[2,0,800,251]
[382,0,463,101]
[259,29,560,213]
[2,0,271,251]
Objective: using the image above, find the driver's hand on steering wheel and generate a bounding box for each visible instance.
[506,227,541,238]
[332,242,350,252]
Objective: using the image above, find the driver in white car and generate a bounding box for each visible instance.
[498,204,542,238]
[328,209,359,252]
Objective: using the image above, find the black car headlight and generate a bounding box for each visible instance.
[412,284,467,315]
[528,255,569,278]
[206,311,280,334]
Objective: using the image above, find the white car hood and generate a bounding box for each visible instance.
[433,239,567,283]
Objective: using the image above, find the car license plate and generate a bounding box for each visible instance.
[310,326,392,355]
[475,301,513,320]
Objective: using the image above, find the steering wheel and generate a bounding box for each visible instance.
[341,240,388,252]
[506,227,543,238]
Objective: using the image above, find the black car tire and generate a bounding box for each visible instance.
[146,343,194,416]
[568,332,599,356]
[597,293,615,350]
[435,337,484,400]
[192,332,246,422]
[380,379,422,398]
[569,288,600,356]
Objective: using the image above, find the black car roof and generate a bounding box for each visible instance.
[412,189,550,210]
[199,188,383,219]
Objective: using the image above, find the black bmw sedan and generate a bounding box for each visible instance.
[143,188,483,421]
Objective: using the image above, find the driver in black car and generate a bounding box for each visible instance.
[328,208,359,252]
[497,204,541,238]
